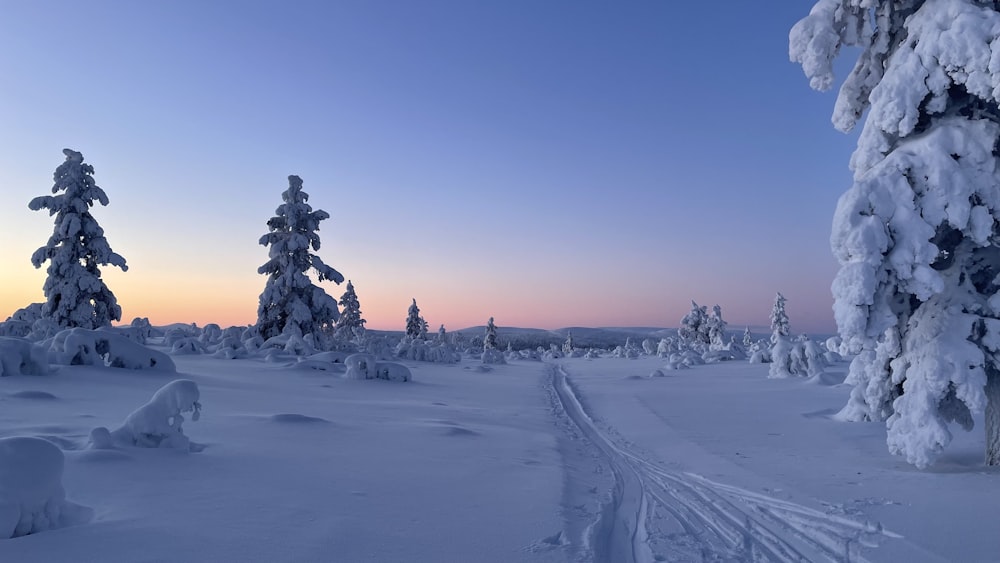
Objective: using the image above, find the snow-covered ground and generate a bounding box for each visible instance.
[0,350,996,562]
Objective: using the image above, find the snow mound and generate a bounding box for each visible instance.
[93,380,202,451]
[268,414,330,424]
[0,337,50,376]
[0,436,92,538]
[48,328,175,371]
[344,354,411,382]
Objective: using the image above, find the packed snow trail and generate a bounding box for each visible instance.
[548,365,899,563]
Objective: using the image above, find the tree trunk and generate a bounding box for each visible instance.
[986,371,1000,466]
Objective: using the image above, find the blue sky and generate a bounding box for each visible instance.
[0,1,858,333]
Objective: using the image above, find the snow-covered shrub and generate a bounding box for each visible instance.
[170,337,208,355]
[163,326,197,347]
[641,339,657,355]
[92,379,202,451]
[0,436,92,538]
[261,329,314,357]
[48,328,175,371]
[28,149,128,329]
[0,304,45,338]
[482,348,506,364]
[0,337,50,376]
[199,323,223,345]
[373,362,411,382]
[612,338,641,359]
[344,353,376,380]
[210,326,248,359]
[656,337,679,357]
[584,348,604,359]
[256,175,343,342]
[769,335,825,379]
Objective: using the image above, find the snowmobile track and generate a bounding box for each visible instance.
[548,364,898,563]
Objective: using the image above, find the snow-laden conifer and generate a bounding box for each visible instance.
[743,326,753,349]
[792,0,1000,467]
[335,280,366,339]
[405,299,422,340]
[678,301,709,347]
[769,293,789,343]
[29,149,128,329]
[256,176,344,342]
[482,317,505,364]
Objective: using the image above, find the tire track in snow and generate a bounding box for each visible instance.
[549,364,900,563]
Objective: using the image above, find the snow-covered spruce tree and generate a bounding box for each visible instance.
[563,331,575,355]
[419,316,429,340]
[743,326,753,348]
[769,292,790,344]
[256,175,344,342]
[29,149,128,329]
[706,304,728,350]
[484,317,499,350]
[482,317,506,364]
[678,301,710,347]
[404,299,422,339]
[792,0,1000,467]
[335,280,366,339]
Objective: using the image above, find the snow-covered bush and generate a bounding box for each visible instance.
[769,335,825,379]
[0,436,92,538]
[0,337,50,376]
[170,337,208,355]
[29,149,127,329]
[344,353,410,381]
[344,353,376,380]
[792,0,1000,466]
[256,175,343,342]
[261,330,314,357]
[373,362,411,382]
[0,304,45,338]
[48,328,175,371]
[92,379,202,451]
[199,323,223,345]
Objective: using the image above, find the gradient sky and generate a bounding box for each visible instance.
[0,1,859,334]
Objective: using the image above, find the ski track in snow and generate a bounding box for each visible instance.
[548,364,899,563]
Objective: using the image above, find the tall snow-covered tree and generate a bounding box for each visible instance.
[256,175,344,340]
[405,299,422,339]
[743,326,753,348]
[706,304,728,350]
[769,293,790,343]
[28,149,128,329]
[484,317,499,350]
[792,0,1000,467]
[563,331,575,354]
[335,280,366,337]
[678,301,710,346]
